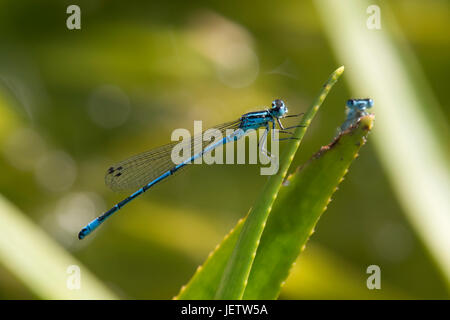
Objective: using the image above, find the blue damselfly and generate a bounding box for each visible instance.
[78,99,301,239]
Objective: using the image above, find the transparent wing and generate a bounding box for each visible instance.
[105,120,241,191]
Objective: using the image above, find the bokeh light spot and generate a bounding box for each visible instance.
[2,127,47,171]
[88,85,130,128]
[34,150,77,193]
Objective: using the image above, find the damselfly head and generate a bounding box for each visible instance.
[346,98,374,110]
[270,99,288,118]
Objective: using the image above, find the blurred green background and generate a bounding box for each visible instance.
[0,0,448,299]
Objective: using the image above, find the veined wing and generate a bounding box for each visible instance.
[105,120,241,191]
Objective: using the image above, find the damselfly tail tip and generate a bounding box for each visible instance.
[78,227,88,240]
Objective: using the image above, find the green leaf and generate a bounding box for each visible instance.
[177,115,373,300]
[175,217,245,299]
[176,66,345,299]
[214,66,345,300]
[243,115,374,299]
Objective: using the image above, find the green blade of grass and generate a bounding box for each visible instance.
[243,115,374,299]
[175,217,245,299]
[176,66,344,299]
[214,66,345,300]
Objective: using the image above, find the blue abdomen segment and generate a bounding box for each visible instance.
[78,219,101,239]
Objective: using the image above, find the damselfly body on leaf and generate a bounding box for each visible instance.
[78,99,302,239]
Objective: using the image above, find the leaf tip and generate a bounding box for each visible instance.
[358,114,375,131]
